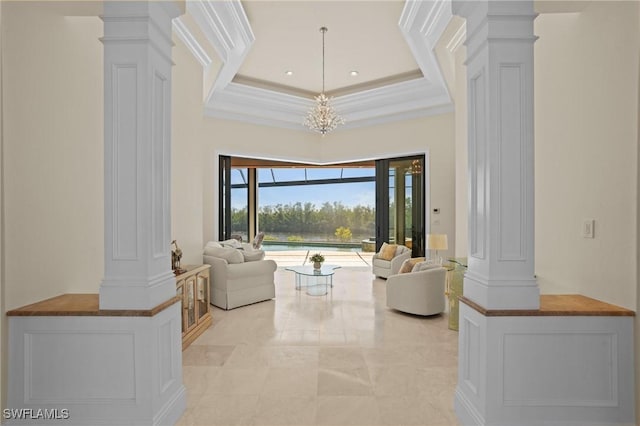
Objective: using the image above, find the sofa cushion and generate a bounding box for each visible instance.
[378,242,398,260]
[220,239,242,249]
[372,257,391,268]
[203,245,244,264]
[412,260,440,272]
[205,241,223,249]
[242,249,265,262]
[399,257,426,274]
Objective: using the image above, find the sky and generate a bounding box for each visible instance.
[259,182,375,208]
[231,168,376,209]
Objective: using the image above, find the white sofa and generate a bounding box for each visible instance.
[372,244,411,278]
[203,241,277,310]
[386,265,446,316]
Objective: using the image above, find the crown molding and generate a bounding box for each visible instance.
[204,77,451,131]
[172,17,212,68]
[187,0,254,100]
[178,0,454,132]
[399,0,451,91]
[446,21,466,53]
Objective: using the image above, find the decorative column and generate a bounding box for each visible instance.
[452,3,635,425]
[454,0,539,310]
[7,4,188,425]
[100,1,181,310]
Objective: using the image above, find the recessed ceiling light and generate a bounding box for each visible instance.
[349,70,359,77]
[285,70,294,76]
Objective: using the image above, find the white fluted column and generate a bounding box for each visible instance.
[100,1,181,310]
[454,0,539,310]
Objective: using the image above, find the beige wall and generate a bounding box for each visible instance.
[452,2,640,418]
[453,42,467,259]
[535,5,640,420]
[636,0,640,419]
[1,4,104,410]
[169,31,457,262]
[3,0,637,418]
[171,32,206,266]
[534,2,639,310]
[0,0,5,412]
[451,1,640,308]
[2,4,104,311]
[198,114,456,258]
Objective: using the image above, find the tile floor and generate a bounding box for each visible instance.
[177,266,460,426]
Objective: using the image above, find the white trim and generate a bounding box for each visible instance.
[187,0,255,104]
[176,0,454,131]
[446,21,466,53]
[205,77,452,130]
[172,18,211,68]
[399,0,451,90]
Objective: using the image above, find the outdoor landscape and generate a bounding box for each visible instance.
[231,201,375,244]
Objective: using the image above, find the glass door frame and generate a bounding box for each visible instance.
[219,155,256,241]
[375,154,426,258]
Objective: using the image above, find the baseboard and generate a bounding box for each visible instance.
[154,384,187,426]
[455,387,485,426]
[454,387,636,426]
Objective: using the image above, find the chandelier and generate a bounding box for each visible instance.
[405,159,422,174]
[303,27,345,135]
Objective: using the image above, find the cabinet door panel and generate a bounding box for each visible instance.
[176,280,186,334]
[186,277,196,330]
[196,272,209,321]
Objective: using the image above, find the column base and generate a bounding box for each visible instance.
[7,301,185,425]
[455,301,635,426]
[100,271,176,310]
[464,272,540,310]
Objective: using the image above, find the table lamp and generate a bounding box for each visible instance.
[426,234,448,265]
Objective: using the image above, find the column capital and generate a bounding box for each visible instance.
[454,0,538,64]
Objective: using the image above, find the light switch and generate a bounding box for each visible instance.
[582,219,595,238]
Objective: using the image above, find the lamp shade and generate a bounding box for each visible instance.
[426,234,448,251]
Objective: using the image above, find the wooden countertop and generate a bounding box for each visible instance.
[459,294,635,317]
[6,294,181,317]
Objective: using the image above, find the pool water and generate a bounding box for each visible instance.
[262,243,362,253]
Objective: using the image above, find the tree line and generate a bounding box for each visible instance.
[231,201,375,238]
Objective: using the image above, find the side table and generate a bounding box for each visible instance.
[445,258,466,331]
[175,264,212,349]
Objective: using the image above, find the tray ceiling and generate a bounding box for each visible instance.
[174,0,458,133]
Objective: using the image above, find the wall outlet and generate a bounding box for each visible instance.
[582,219,595,238]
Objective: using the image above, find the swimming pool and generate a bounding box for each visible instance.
[262,242,362,252]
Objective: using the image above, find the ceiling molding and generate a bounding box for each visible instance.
[206,77,451,132]
[179,0,454,133]
[187,0,255,100]
[173,17,212,68]
[446,21,466,53]
[206,82,312,130]
[399,0,451,90]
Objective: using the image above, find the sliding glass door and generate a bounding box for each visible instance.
[219,155,254,241]
[376,155,425,257]
[220,154,424,255]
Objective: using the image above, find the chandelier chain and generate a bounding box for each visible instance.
[321,26,326,93]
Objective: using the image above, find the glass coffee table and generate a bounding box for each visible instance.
[285,264,341,296]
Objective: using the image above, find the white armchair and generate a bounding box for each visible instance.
[386,266,446,316]
[372,244,411,278]
[203,241,276,310]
